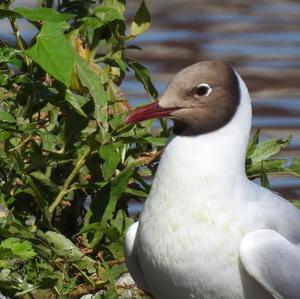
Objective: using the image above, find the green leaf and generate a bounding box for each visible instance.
[14,7,74,22]
[40,131,65,153]
[102,0,126,14]
[27,176,51,223]
[103,166,134,224]
[290,200,300,209]
[0,46,19,64]
[128,60,158,98]
[75,53,107,127]
[93,6,124,22]
[26,22,74,86]
[105,227,121,242]
[113,209,126,234]
[0,247,14,260]
[65,89,88,117]
[110,263,127,280]
[144,136,167,146]
[130,0,151,37]
[0,238,36,260]
[290,158,300,177]
[0,9,20,19]
[125,187,148,198]
[84,167,134,247]
[246,129,260,158]
[260,162,270,189]
[247,136,291,165]
[99,257,117,297]
[247,159,288,179]
[30,171,59,194]
[81,16,104,30]
[0,110,16,123]
[105,240,123,259]
[43,231,96,272]
[99,144,121,180]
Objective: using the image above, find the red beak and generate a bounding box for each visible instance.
[125,102,179,125]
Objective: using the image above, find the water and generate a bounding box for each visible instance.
[0,0,299,199]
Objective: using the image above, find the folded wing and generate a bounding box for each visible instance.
[240,229,300,299]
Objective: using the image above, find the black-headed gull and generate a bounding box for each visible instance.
[124,61,300,299]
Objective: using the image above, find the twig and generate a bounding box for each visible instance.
[8,17,31,68]
[107,258,125,267]
[9,135,32,152]
[49,151,89,215]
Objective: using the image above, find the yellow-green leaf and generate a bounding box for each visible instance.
[130,0,151,37]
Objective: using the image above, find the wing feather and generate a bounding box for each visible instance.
[240,229,300,299]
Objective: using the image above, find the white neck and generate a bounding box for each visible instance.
[151,73,252,198]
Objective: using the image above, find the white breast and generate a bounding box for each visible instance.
[135,74,267,299]
[137,73,264,299]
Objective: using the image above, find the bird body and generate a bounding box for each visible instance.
[124,61,300,299]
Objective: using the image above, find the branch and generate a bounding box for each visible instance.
[49,151,89,215]
[8,17,31,68]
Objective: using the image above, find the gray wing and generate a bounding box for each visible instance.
[124,221,151,293]
[240,229,300,299]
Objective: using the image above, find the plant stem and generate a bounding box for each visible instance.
[8,17,31,68]
[49,151,89,215]
[9,135,32,152]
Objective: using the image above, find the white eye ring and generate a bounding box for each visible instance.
[195,83,212,97]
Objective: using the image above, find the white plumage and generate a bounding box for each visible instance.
[125,64,300,299]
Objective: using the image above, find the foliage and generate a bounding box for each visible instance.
[246,130,300,188]
[0,0,299,298]
[0,0,161,297]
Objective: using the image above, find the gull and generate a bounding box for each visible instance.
[124,61,300,299]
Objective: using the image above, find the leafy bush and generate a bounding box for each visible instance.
[0,0,299,298]
[0,0,162,297]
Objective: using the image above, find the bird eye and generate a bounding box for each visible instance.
[195,83,212,97]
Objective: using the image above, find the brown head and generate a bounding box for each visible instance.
[125,61,241,136]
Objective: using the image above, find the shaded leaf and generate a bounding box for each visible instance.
[75,53,107,127]
[105,227,120,242]
[110,263,127,280]
[84,167,134,247]
[260,162,270,189]
[128,60,158,98]
[99,143,121,180]
[27,176,51,223]
[0,9,20,19]
[0,46,19,64]
[102,166,134,225]
[40,131,65,153]
[105,240,123,259]
[30,171,59,194]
